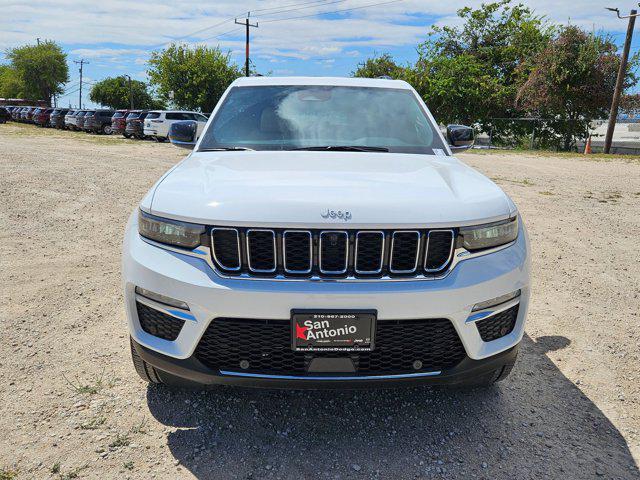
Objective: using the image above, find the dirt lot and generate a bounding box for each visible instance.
[1,122,639,479]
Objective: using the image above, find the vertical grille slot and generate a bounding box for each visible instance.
[319,231,348,274]
[390,231,420,273]
[211,228,241,271]
[355,231,384,274]
[246,229,276,273]
[283,230,312,274]
[424,230,454,272]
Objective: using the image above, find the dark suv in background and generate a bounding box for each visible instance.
[111,110,132,137]
[76,110,93,131]
[84,109,115,134]
[49,109,70,129]
[0,107,10,123]
[34,108,55,127]
[125,110,149,139]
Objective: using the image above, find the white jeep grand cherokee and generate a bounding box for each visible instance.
[123,76,530,388]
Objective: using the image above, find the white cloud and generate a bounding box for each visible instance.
[1,0,634,64]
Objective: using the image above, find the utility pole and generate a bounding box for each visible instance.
[235,13,258,77]
[604,7,638,153]
[124,75,134,109]
[74,59,89,109]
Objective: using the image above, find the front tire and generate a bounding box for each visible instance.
[130,338,162,383]
[130,338,200,388]
[102,124,112,135]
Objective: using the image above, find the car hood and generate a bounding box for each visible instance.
[148,151,515,228]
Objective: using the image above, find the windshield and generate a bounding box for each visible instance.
[198,85,446,154]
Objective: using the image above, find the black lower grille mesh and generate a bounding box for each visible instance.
[194,317,466,376]
[136,302,185,341]
[476,304,519,342]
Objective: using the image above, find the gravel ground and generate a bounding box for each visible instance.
[1,123,639,480]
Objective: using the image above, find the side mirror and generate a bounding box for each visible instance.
[168,120,197,149]
[446,125,474,152]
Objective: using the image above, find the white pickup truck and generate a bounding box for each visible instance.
[123,76,530,389]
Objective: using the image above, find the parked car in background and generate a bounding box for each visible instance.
[33,108,54,127]
[84,109,115,134]
[143,110,209,142]
[0,107,10,123]
[23,107,36,123]
[31,108,42,124]
[64,110,79,130]
[125,110,149,139]
[13,107,27,121]
[76,110,94,131]
[49,109,70,129]
[111,110,133,137]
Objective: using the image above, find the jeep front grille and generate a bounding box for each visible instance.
[210,227,455,279]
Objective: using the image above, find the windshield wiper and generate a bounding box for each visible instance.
[199,147,255,151]
[289,145,389,152]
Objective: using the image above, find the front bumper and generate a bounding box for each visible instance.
[123,212,531,386]
[132,337,519,388]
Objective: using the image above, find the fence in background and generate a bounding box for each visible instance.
[473,117,640,154]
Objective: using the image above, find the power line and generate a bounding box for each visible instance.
[150,0,348,49]
[197,26,244,43]
[250,0,335,14]
[251,0,346,18]
[58,87,81,98]
[260,0,406,23]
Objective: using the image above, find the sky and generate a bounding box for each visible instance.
[2,0,640,108]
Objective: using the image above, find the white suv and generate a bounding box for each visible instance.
[123,77,530,388]
[143,110,208,142]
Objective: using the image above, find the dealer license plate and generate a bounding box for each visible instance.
[291,310,376,352]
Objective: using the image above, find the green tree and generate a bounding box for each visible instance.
[89,76,164,110]
[5,41,68,103]
[147,43,242,112]
[352,53,408,79]
[0,65,23,98]
[411,0,552,129]
[516,26,633,150]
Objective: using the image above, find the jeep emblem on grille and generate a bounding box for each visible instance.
[321,209,352,221]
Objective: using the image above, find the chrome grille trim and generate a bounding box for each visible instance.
[354,231,385,274]
[389,230,420,274]
[319,231,348,275]
[246,229,277,273]
[424,229,455,273]
[211,227,241,271]
[282,230,312,274]
[205,226,460,280]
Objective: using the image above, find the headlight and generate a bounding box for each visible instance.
[459,216,518,251]
[138,210,205,248]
